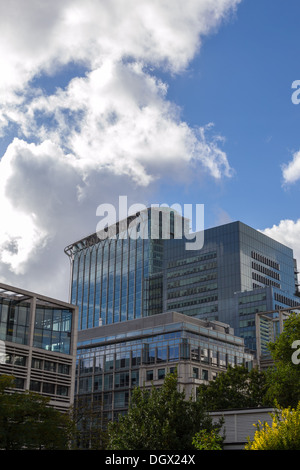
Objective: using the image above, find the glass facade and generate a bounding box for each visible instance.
[76,312,253,422]
[0,298,30,345]
[0,297,73,354]
[69,236,165,329]
[33,306,73,354]
[0,284,78,411]
[162,221,300,350]
[66,209,172,330]
[66,215,300,352]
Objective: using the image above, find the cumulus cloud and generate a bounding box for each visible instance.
[0,0,241,299]
[262,219,300,270]
[282,150,300,185]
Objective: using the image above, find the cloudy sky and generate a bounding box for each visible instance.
[1,0,300,301]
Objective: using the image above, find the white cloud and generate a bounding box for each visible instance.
[282,150,300,185]
[262,219,300,270]
[0,0,241,299]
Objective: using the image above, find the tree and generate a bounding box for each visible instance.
[0,375,75,450]
[245,401,300,450]
[107,371,224,450]
[71,396,108,449]
[265,312,300,408]
[197,365,270,411]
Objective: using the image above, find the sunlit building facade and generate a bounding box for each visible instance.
[65,209,300,352]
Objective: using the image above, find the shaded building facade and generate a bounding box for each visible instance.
[0,283,78,411]
[76,311,254,422]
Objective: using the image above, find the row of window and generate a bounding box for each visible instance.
[166,262,217,280]
[251,251,280,271]
[144,366,213,382]
[167,252,217,269]
[78,370,140,394]
[2,353,26,366]
[167,295,218,310]
[3,353,71,375]
[252,262,280,281]
[167,282,218,299]
[238,304,267,316]
[31,358,70,375]
[252,272,280,289]
[30,380,69,396]
[167,273,217,290]
[274,293,300,308]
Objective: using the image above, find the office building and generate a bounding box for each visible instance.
[0,283,78,411]
[65,208,300,352]
[255,305,300,370]
[76,311,254,422]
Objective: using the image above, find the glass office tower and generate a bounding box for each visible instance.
[65,210,300,351]
[65,207,188,331]
[163,221,300,350]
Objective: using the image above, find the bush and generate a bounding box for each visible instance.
[192,429,223,450]
[245,402,300,450]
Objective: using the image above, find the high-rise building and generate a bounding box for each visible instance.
[65,208,300,352]
[64,207,300,433]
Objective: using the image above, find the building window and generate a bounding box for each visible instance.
[79,377,92,394]
[202,369,209,381]
[157,347,167,363]
[30,380,41,392]
[58,363,70,375]
[43,383,55,394]
[192,367,199,379]
[32,358,43,369]
[114,391,129,409]
[57,385,69,396]
[103,392,112,410]
[13,378,25,389]
[131,371,139,387]
[115,372,130,389]
[14,355,26,366]
[158,368,165,380]
[146,370,154,381]
[44,361,57,372]
[104,374,113,390]
[33,307,72,354]
[94,375,102,392]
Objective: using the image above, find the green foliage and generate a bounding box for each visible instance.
[192,429,223,450]
[265,312,300,408]
[107,371,223,450]
[0,375,75,450]
[71,396,108,449]
[245,401,300,450]
[197,365,270,411]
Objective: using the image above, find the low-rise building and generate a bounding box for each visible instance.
[76,311,254,422]
[0,283,78,411]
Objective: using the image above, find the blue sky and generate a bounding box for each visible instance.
[159,0,300,230]
[1,0,300,299]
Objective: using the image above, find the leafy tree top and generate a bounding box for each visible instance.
[107,371,223,450]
